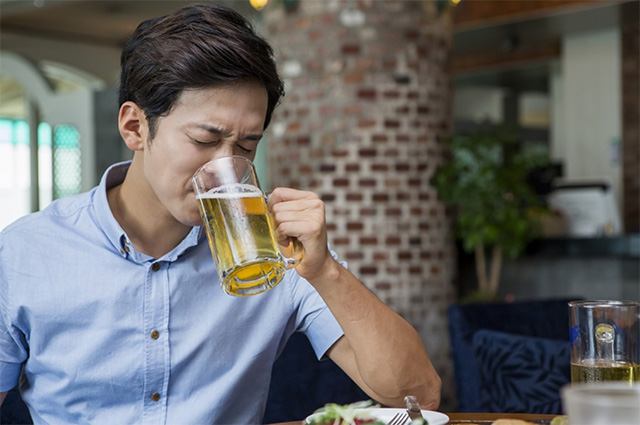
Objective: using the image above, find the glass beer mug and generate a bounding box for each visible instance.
[569,300,640,384]
[192,156,304,296]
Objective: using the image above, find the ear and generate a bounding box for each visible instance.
[118,101,149,151]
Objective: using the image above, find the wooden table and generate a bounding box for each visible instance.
[444,413,558,423]
[269,412,559,424]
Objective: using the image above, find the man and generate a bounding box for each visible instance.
[0,4,441,424]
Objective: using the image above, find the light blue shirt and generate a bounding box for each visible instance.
[0,162,344,425]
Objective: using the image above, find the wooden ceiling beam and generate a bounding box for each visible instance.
[453,0,620,29]
[453,40,561,75]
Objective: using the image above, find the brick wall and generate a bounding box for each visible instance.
[622,1,639,233]
[263,0,457,409]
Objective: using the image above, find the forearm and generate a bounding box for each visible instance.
[268,187,441,406]
[311,259,441,409]
[0,391,7,406]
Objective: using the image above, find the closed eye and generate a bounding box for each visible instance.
[236,144,253,154]
[193,139,220,146]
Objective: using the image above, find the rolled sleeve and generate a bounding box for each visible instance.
[0,233,28,391]
[0,361,23,392]
[292,246,346,360]
[304,307,343,360]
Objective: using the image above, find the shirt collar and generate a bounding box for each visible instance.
[92,161,203,263]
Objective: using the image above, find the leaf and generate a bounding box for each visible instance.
[431,126,551,286]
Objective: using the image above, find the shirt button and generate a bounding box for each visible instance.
[150,330,160,339]
[152,263,160,271]
[151,393,161,402]
[124,245,130,253]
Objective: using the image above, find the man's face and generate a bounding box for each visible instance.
[142,80,269,227]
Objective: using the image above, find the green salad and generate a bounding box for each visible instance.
[307,401,385,425]
[307,401,429,425]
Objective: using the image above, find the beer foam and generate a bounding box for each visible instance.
[197,183,263,199]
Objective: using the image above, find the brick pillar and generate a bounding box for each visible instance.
[263,0,456,408]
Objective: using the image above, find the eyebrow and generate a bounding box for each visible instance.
[188,123,223,134]
[187,123,263,141]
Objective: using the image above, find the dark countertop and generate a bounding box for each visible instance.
[524,234,639,258]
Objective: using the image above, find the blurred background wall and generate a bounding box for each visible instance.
[1,0,638,412]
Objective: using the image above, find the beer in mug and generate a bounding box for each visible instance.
[192,156,303,296]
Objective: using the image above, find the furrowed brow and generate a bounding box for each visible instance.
[189,123,224,135]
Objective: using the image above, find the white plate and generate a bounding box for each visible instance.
[305,407,449,425]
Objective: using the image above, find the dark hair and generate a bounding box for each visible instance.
[119,3,284,139]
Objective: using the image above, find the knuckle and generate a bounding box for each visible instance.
[270,204,282,215]
[310,221,323,236]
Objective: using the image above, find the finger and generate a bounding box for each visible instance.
[271,198,325,217]
[272,209,324,228]
[267,187,318,209]
[275,219,324,244]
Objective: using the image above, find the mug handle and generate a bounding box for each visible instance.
[265,194,305,269]
[280,237,305,269]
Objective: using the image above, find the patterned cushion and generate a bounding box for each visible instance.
[447,298,576,412]
[472,329,571,414]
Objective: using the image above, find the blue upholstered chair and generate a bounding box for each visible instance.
[262,332,368,423]
[0,386,32,425]
[447,298,577,414]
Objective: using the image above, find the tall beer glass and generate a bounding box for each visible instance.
[192,156,304,296]
[569,300,640,384]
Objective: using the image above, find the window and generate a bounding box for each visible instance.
[0,118,81,231]
[53,124,81,199]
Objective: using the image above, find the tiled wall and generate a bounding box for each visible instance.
[263,0,457,409]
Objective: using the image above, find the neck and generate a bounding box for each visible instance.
[107,160,191,259]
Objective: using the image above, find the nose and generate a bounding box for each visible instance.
[195,146,236,177]
[209,145,234,161]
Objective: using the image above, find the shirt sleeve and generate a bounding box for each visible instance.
[290,246,346,360]
[0,231,29,391]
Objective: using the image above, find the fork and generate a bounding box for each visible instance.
[387,412,409,425]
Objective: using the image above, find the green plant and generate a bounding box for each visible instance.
[431,127,548,301]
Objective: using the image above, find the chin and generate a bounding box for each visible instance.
[183,216,204,227]
[175,209,204,227]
